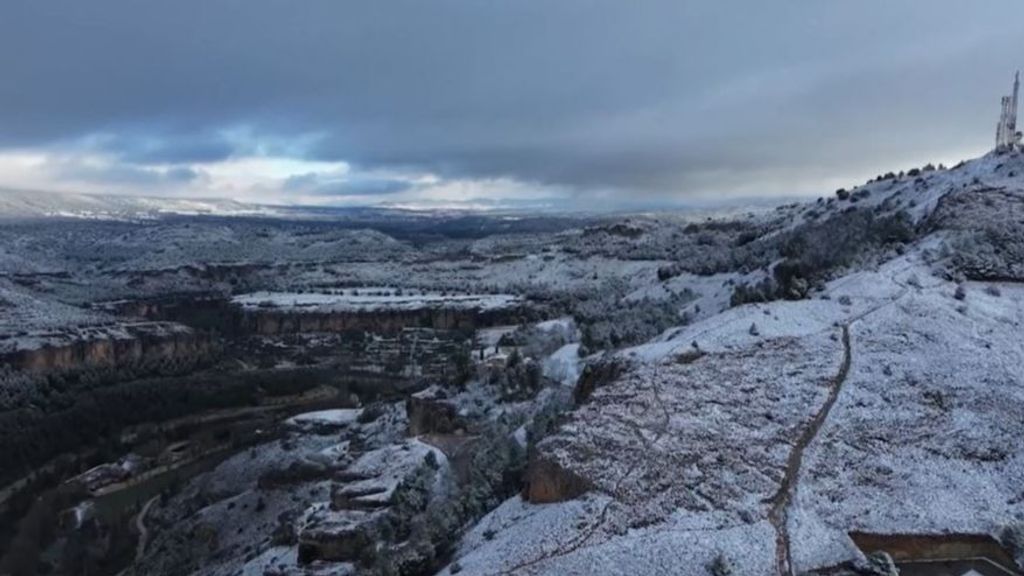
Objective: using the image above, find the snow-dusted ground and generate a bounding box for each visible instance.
[131,431,343,576]
[442,149,1024,575]
[285,409,363,430]
[329,439,446,508]
[541,343,581,388]
[128,401,424,576]
[789,276,1024,572]
[446,238,1024,574]
[0,281,112,338]
[440,492,777,576]
[448,330,843,575]
[232,290,520,313]
[625,270,741,320]
[775,150,1024,233]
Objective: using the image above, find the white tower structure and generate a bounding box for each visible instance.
[996,71,1021,151]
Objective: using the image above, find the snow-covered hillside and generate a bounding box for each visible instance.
[0,188,286,220]
[440,150,1024,575]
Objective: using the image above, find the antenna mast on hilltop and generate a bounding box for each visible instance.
[996,71,1021,151]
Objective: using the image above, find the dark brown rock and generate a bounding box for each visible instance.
[573,356,630,405]
[297,510,380,564]
[406,395,459,436]
[0,322,215,374]
[523,452,591,504]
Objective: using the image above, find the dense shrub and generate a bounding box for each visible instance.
[731,209,915,305]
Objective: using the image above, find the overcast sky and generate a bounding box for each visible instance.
[0,1,1020,209]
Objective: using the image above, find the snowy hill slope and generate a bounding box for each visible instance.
[0,188,283,220]
[439,151,1024,575]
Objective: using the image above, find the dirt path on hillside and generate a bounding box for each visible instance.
[503,325,856,576]
[135,495,159,562]
[766,282,912,576]
[767,325,852,576]
[500,287,914,576]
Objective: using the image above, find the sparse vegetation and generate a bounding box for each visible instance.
[708,552,734,576]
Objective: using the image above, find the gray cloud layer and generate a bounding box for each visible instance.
[1,1,1021,200]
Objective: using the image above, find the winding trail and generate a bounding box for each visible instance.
[500,282,912,576]
[134,496,159,562]
[764,278,913,576]
[767,325,852,576]
[505,323,858,576]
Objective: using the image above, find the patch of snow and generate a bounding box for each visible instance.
[286,409,362,429]
[542,343,582,387]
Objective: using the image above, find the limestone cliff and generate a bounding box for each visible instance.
[1,322,216,374]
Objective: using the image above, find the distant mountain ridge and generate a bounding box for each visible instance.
[0,188,286,220]
[0,186,798,223]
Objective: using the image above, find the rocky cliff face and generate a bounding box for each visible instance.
[100,294,241,334]
[523,452,592,504]
[1,322,216,374]
[406,394,460,436]
[239,306,511,335]
[572,356,632,405]
[104,293,527,339]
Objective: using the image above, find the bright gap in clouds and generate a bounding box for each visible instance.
[0,149,581,210]
[0,144,989,211]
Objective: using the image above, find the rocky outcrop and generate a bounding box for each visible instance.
[0,322,216,374]
[529,335,844,521]
[258,460,333,490]
[406,394,460,436]
[105,294,526,336]
[572,356,630,405]
[100,294,241,334]
[297,509,382,564]
[523,452,592,504]
[299,442,445,563]
[240,306,501,335]
[330,484,391,511]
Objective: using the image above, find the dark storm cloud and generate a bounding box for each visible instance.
[0,0,1021,198]
[89,132,237,165]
